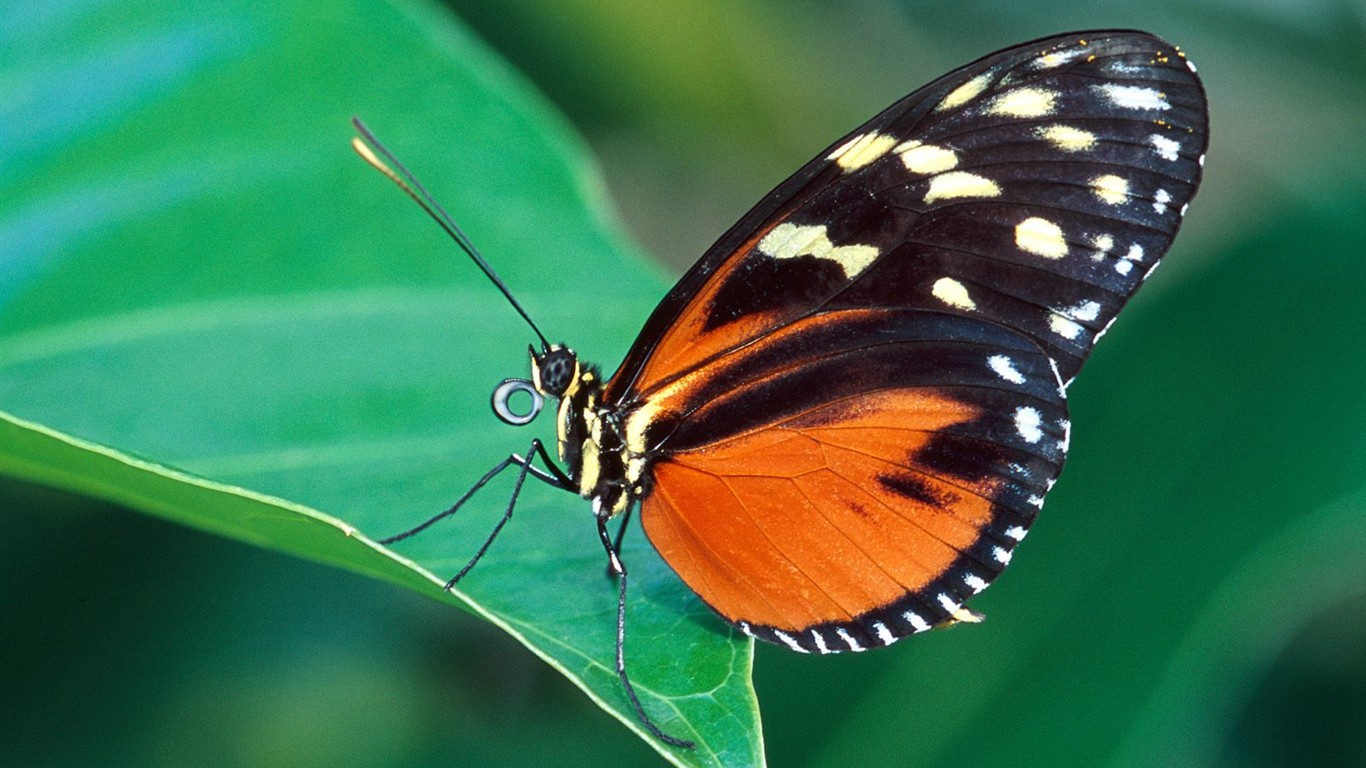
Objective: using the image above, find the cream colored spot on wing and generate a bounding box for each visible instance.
[1034,48,1083,69]
[757,222,879,278]
[894,141,959,174]
[1091,233,1115,261]
[932,277,976,310]
[1090,174,1130,205]
[1015,217,1068,259]
[1037,124,1097,152]
[937,72,993,111]
[924,172,1002,204]
[987,87,1057,117]
[1093,83,1170,111]
[1048,313,1084,339]
[828,131,897,171]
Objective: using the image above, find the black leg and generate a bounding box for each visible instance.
[596,517,695,750]
[378,438,572,589]
[604,502,635,579]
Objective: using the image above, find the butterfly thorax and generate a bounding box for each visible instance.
[531,345,643,520]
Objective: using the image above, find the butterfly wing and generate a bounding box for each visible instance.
[605,30,1207,405]
[608,31,1207,651]
[636,308,1067,651]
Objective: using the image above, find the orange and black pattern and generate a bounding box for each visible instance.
[594,31,1208,653]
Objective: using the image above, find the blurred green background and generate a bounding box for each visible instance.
[3,0,1365,766]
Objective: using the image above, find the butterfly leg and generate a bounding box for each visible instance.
[378,438,573,589]
[595,516,696,750]
[602,503,635,579]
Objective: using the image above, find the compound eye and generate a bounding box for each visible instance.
[535,347,577,396]
[491,378,544,425]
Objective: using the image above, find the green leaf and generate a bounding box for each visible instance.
[0,1,761,764]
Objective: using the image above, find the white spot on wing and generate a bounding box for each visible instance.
[964,574,988,593]
[932,277,976,310]
[1116,260,1134,275]
[904,611,931,632]
[757,222,879,278]
[895,141,959,174]
[836,628,865,652]
[810,629,832,655]
[1005,525,1028,540]
[1126,243,1145,262]
[988,354,1026,384]
[924,171,1002,204]
[937,593,961,613]
[772,629,807,653]
[1014,406,1044,443]
[987,87,1058,117]
[993,546,1013,565]
[1094,83,1170,111]
[1015,217,1068,259]
[872,621,897,646]
[1059,300,1101,322]
[1149,134,1181,161]
[1153,188,1172,214]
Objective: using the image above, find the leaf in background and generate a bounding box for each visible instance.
[0,1,761,764]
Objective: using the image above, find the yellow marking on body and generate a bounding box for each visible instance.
[757,222,880,278]
[923,172,1002,204]
[987,87,1057,117]
[555,396,574,463]
[894,141,958,174]
[577,438,601,497]
[937,72,992,111]
[829,131,897,171]
[1037,124,1096,152]
[1015,217,1068,259]
[624,406,655,455]
[626,456,647,484]
[931,277,976,310]
[1090,174,1130,205]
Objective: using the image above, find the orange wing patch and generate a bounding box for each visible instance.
[641,389,996,635]
[628,221,788,395]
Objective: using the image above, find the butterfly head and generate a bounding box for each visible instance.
[530,344,582,399]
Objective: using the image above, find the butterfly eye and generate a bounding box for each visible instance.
[532,346,579,397]
[491,378,545,425]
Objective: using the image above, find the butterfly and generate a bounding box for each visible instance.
[353,29,1208,749]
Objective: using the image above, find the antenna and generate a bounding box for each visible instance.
[350,117,550,350]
